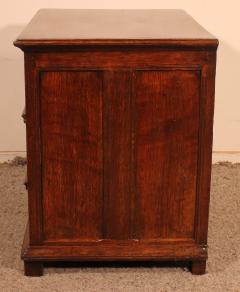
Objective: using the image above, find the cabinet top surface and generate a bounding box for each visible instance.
[15,9,218,48]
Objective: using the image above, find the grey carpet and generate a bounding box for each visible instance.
[0,162,239,291]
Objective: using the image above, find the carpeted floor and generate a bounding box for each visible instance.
[0,162,239,291]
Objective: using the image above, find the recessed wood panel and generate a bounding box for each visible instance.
[40,71,103,241]
[134,70,200,240]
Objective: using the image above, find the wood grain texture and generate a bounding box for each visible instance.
[24,53,43,245]
[194,53,217,248]
[103,70,133,239]
[35,49,211,68]
[14,9,216,44]
[14,10,218,51]
[14,9,218,276]
[40,71,103,241]
[134,70,200,240]
[22,226,207,261]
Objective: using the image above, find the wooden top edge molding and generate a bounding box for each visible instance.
[14,9,218,50]
[14,38,219,50]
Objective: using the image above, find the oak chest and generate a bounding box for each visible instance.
[14,9,218,276]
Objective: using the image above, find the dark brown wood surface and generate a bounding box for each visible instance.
[41,71,103,241]
[14,10,218,276]
[134,69,200,240]
[14,10,218,49]
[16,9,216,40]
[103,70,133,239]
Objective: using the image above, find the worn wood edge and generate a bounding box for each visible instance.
[22,246,208,262]
[21,226,207,261]
[13,39,219,51]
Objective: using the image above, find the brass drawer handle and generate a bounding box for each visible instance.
[22,107,26,123]
[24,175,28,190]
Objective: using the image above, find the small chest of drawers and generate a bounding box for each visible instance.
[14,9,218,276]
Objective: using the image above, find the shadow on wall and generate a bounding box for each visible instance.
[213,39,240,150]
[0,25,26,153]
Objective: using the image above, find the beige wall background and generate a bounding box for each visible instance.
[0,0,239,162]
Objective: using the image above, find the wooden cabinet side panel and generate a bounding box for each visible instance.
[24,49,216,259]
[134,69,201,240]
[40,71,103,241]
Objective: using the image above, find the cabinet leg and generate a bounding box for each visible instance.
[190,260,206,275]
[24,261,43,276]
